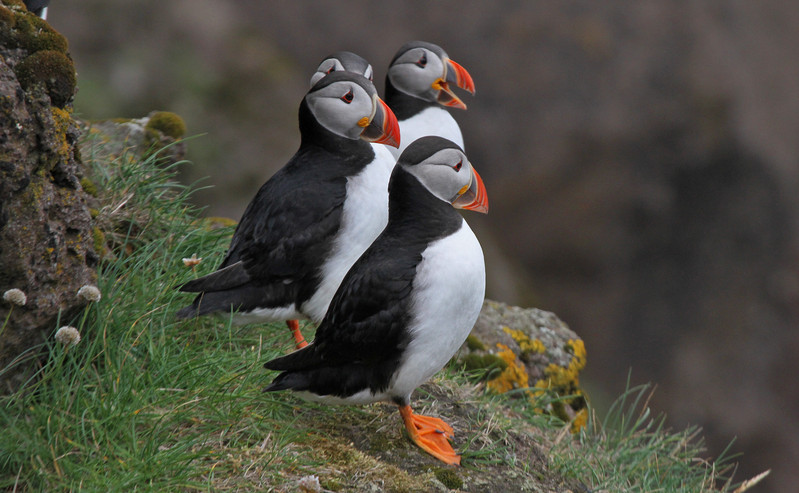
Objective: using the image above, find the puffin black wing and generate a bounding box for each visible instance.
[177,153,348,318]
[264,235,421,396]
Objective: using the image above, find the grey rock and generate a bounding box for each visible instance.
[458,300,587,424]
[0,7,96,393]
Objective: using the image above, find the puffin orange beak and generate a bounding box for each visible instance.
[432,58,475,110]
[452,166,488,214]
[360,96,401,148]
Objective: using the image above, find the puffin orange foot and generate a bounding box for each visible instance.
[286,319,308,349]
[398,404,460,465]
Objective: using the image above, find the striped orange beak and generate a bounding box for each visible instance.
[452,165,488,214]
[432,58,476,110]
[360,96,400,148]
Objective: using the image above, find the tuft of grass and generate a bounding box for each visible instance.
[0,141,307,491]
[0,138,754,492]
[549,376,739,492]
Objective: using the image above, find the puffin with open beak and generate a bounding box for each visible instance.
[264,136,488,465]
[384,41,476,158]
[177,72,400,350]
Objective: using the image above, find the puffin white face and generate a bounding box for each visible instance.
[388,47,447,102]
[405,147,476,204]
[306,80,378,140]
[310,56,374,86]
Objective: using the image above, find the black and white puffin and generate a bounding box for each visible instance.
[311,51,374,86]
[385,41,475,159]
[176,72,400,349]
[263,136,489,465]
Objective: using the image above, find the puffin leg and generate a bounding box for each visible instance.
[398,404,460,465]
[286,319,308,349]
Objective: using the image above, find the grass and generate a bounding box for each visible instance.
[0,139,761,492]
[549,380,740,492]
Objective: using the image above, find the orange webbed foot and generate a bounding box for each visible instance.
[286,319,308,349]
[398,404,460,465]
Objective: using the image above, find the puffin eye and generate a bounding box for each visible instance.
[416,53,427,67]
[326,66,335,74]
[454,160,463,172]
[341,90,354,103]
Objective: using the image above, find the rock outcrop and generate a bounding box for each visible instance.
[0,1,96,391]
[460,300,587,430]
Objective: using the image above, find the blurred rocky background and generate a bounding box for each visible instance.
[47,1,798,490]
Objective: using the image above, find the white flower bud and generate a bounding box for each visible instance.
[77,285,102,302]
[55,326,81,346]
[3,288,27,306]
[297,475,321,493]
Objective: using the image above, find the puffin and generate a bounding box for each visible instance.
[263,136,489,465]
[176,71,400,350]
[311,51,374,86]
[23,0,49,18]
[384,41,475,158]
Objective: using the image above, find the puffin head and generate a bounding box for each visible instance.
[398,136,488,213]
[387,41,475,110]
[310,51,374,87]
[306,71,400,147]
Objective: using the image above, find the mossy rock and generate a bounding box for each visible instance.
[0,5,15,26]
[433,467,463,490]
[80,177,98,197]
[458,300,589,431]
[146,111,187,139]
[14,50,76,107]
[461,353,508,380]
[0,3,68,53]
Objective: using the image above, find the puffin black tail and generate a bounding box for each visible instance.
[175,303,200,319]
[178,261,251,293]
[264,344,322,372]
[263,372,311,393]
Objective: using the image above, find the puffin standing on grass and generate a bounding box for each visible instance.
[263,136,489,465]
[384,41,475,158]
[176,72,400,348]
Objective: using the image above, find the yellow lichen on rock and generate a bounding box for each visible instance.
[542,339,586,388]
[531,339,588,432]
[571,408,588,434]
[50,107,74,162]
[486,343,529,394]
[502,326,547,355]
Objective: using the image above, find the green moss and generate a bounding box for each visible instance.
[320,478,343,491]
[146,111,186,139]
[88,208,99,219]
[9,12,68,53]
[91,227,105,256]
[3,0,25,9]
[433,467,462,490]
[465,334,486,351]
[14,50,76,107]
[80,177,98,197]
[0,5,15,26]
[462,353,508,376]
[368,431,393,453]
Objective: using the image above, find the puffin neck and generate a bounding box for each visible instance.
[297,99,374,157]
[384,77,436,121]
[386,167,462,241]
